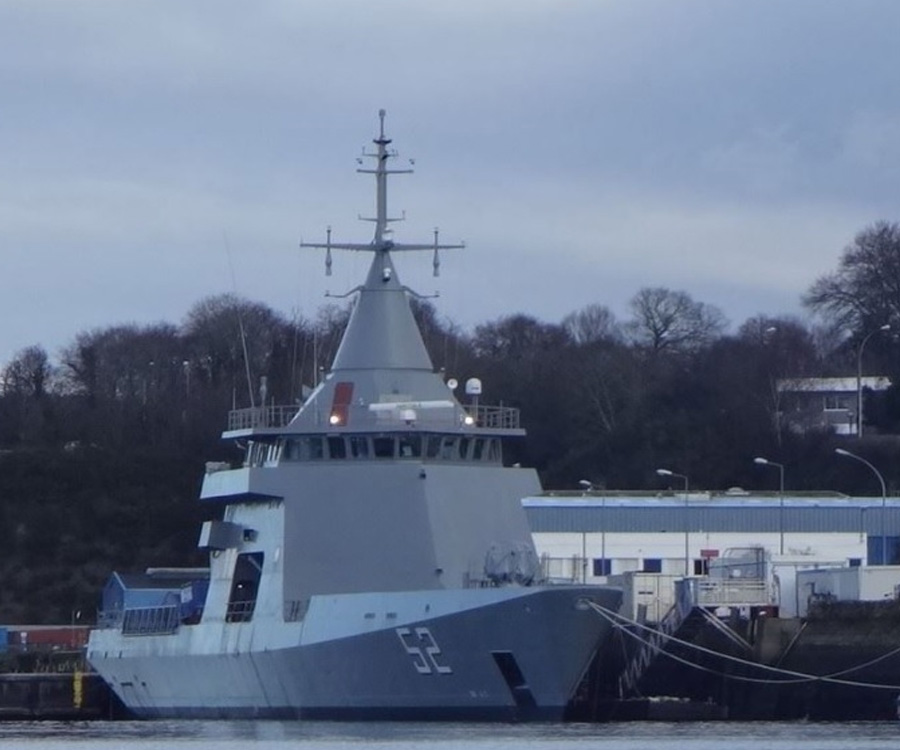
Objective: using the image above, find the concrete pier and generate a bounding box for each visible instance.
[0,672,116,720]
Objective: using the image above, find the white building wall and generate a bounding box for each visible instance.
[859,567,900,599]
[534,531,867,582]
[535,530,868,617]
[795,566,900,616]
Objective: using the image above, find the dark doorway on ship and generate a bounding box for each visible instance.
[226,551,264,623]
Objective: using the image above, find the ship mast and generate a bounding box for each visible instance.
[300,109,464,275]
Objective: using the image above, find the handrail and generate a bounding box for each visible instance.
[225,600,256,623]
[465,404,520,429]
[692,578,772,606]
[226,401,521,432]
[228,405,299,431]
[119,605,180,636]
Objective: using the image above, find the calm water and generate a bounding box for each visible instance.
[0,721,896,750]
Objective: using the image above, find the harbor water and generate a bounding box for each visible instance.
[0,721,897,750]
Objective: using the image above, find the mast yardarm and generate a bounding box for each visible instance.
[300,109,464,277]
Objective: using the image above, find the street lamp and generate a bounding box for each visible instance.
[754,457,785,555]
[835,448,888,564]
[657,468,690,576]
[579,480,608,579]
[856,324,890,438]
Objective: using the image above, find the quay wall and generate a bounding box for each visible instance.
[0,672,117,720]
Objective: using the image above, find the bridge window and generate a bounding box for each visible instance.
[265,442,281,464]
[440,436,458,460]
[246,440,281,467]
[327,436,347,459]
[398,435,422,458]
[283,437,325,461]
[373,435,396,458]
[349,435,369,459]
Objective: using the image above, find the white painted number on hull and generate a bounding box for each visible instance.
[396,627,453,675]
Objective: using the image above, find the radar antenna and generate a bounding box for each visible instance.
[300,109,464,277]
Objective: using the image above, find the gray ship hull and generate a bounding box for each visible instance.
[89,585,620,720]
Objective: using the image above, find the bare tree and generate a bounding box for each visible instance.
[182,294,296,405]
[562,304,622,345]
[625,287,727,353]
[60,324,182,403]
[1,345,53,398]
[804,221,900,334]
[472,314,571,362]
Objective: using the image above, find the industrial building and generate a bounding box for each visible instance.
[523,490,900,617]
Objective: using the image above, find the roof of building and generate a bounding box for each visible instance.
[111,569,209,591]
[776,376,891,393]
[523,492,900,534]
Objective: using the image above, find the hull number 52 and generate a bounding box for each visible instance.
[395,627,453,675]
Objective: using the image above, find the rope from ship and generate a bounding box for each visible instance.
[588,601,900,690]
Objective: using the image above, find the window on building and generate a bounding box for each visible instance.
[642,558,662,573]
[694,558,709,575]
[824,395,850,411]
[848,557,862,568]
[592,558,612,576]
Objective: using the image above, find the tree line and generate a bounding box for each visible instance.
[2,221,900,622]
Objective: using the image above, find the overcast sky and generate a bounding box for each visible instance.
[2,0,899,366]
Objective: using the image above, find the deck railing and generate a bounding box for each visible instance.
[689,577,772,607]
[225,600,256,623]
[228,405,299,431]
[227,402,520,432]
[119,605,180,636]
[465,404,520,430]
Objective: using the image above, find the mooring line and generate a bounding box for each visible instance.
[588,601,900,690]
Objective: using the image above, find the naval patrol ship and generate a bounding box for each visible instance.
[87,112,622,720]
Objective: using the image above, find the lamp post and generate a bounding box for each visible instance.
[579,480,606,579]
[754,457,785,555]
[857,324,890,438]
[657,468,690,576]
[836,448,888,565]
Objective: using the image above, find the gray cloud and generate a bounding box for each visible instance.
[1,0,899,365]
